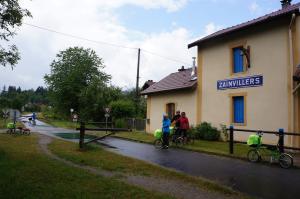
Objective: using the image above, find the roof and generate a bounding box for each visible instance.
[141,68,197,95]
[141,80,156,91]
[188,3,300,48]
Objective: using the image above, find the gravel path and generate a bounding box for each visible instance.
[37,134,237,199]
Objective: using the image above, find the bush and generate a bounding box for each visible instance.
[114,118,127,128]
[194,122,220,141]
[110,100,135,119]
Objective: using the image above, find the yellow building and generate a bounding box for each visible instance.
[143,1,300,147]
[188,1,300,147]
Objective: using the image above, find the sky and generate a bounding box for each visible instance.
[1,0,299,90]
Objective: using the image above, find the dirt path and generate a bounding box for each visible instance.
[37,134,236,199]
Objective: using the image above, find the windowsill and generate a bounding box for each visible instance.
[230,70,247,76]
[232,123,246,127]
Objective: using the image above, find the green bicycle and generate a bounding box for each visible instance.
[247,132,293,169]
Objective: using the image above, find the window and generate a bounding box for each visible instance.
[232,96,245,124]
[232,47,244,73]
[166,103,175,119]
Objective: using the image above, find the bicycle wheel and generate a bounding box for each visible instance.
[279,153,293,169]
[154,139,162,149]
[247,149,261,163]
[175,137,184,147]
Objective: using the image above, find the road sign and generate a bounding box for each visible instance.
[2,109,9,119]
[104,107,111,113]
[104,113,110,118]
[72,114,78,122]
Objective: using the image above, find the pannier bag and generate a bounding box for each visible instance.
[247,134,262,147]
[154,127,174,139]
[154,129,162,139]
[7,123,16,129]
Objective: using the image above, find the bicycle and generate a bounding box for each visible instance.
[247,132,293,169]
[154,133,184,149]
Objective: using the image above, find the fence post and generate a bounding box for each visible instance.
[278,128,284,153]
[79,121,85,149]
[229,125,234,154]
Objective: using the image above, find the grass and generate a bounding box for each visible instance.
[49,139,248,198]
[0,133,173,199]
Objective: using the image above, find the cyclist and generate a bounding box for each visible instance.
[32,112,36,125]
[178,112,189,143]
[171,110,181,141]
[162,113,171,149]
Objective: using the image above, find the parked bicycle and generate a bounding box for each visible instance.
[247,132,293,169]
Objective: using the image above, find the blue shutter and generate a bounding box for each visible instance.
[233,48,244,73]
[233,96,244,123]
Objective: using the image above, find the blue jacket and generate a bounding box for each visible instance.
[162,118,171,134]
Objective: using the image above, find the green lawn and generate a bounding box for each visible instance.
[0,133,173,199]
[49,139,247,198]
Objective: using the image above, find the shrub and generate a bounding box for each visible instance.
[194,122,220,141]
[114,118,127,128]
[110,100,135,119]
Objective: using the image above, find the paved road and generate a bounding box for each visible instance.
[98,138,300,199]
[22,118,300,199]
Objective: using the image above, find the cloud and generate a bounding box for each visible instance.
[249,1,262,14]
[204,22,223,36]
[0,0,194,90]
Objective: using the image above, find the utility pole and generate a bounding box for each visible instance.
[135,48,141,116]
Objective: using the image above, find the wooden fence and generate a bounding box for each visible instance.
[227,126,300,154]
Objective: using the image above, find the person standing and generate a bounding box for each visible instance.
[171,110,181,141]
[178,112,189,143]
[162,114,171,149]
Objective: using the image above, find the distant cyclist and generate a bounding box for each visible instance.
[32,112,36,125]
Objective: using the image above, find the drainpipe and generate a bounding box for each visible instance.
[288,13,296,143]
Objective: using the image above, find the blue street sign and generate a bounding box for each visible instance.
[217,75,263,90]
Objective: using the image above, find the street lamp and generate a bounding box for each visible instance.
[70,108,74,122]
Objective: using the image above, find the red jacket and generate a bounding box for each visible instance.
[179,117,189,130]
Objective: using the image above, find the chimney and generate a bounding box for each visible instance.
[191,57,197,81]
[178,66,185,71]
[281,0,292,8]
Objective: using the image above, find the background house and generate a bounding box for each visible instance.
[141,67,197,132]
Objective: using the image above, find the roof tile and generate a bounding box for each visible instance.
[188,3,300,48]
[141,68,197,95]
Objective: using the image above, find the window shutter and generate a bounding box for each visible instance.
[233,48,244,73]
[233,96,244,123]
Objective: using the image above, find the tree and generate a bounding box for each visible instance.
[110,100,135,119]
[0,0,31,67]
[44,47,110,120]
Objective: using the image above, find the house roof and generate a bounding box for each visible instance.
[141,80,156,91]
[188,3,300,48]
[141,68,197,95]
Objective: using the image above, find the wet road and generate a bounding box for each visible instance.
[21,118,300,199]
[99,137,300,199]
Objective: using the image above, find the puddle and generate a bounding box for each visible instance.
[54,133,97,140]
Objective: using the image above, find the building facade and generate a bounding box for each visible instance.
[188,2,300,147]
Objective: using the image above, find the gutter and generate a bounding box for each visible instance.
[288,13,296,140]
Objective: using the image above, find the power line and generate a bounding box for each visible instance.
[23,23,191,66]
[24,23,138,50]
[141,49,190,66]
